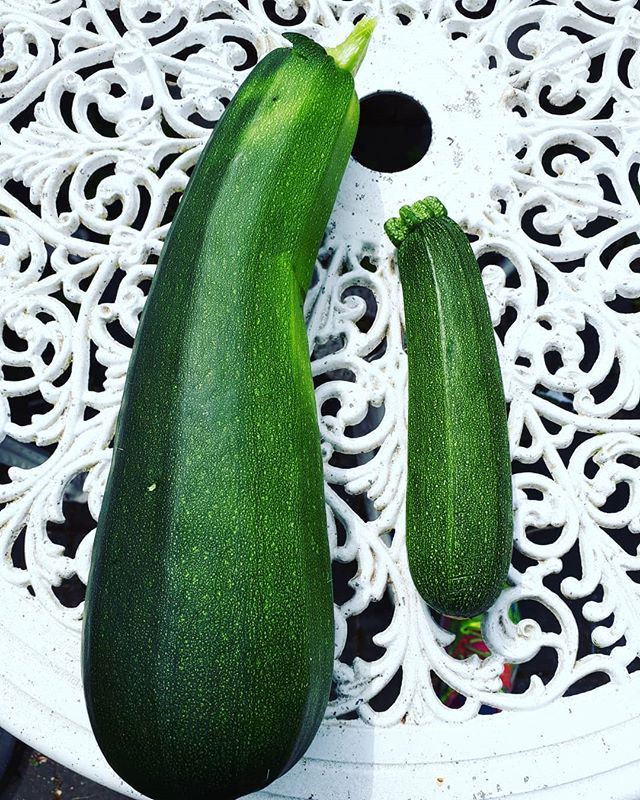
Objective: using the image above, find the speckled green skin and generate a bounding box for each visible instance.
[82,35,359,800]
[390,202,513,618]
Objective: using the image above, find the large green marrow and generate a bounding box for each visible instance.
[385,197,513,619]
[82,21,375,800]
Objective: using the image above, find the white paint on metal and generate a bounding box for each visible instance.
[1,0,640,797]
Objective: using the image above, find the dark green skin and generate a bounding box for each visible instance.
[82,35,358,800]
[398,216,513,618]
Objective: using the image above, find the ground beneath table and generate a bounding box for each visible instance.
[0,743,121,800]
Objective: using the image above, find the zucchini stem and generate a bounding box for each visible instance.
[327,17,377,76]
[384,196,448,247]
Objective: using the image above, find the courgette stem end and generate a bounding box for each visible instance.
[327,17,378,76]
[384,196,448,247]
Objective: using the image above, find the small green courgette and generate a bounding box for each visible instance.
[385,197,512,619]
[82,20,375,800]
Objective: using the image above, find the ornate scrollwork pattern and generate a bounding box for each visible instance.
[1,0,639,731]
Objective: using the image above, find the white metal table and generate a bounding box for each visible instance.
[1,1,640,797]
